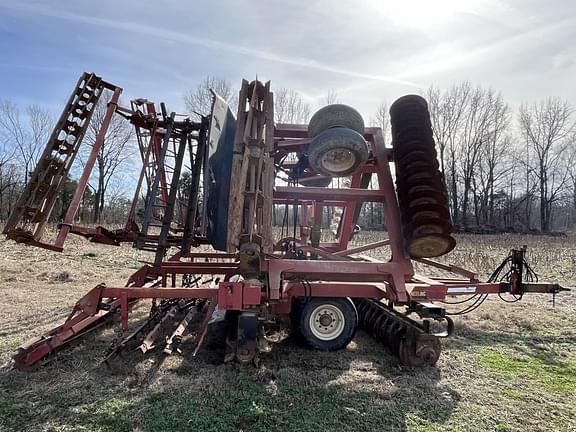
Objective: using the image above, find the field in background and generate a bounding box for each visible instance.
[0,232,575,432]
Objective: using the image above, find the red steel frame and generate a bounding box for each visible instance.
[125,99,170,230]
[72,121,561,316]
[3,75,121,252]
[54,87,122,249]
[49,97,193,249]
[11,96,565,370]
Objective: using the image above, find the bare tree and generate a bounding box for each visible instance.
[562,144,576,226]
[457,87,505,228]
[472,118,512,227]
[519,97,575,231]
[427,85,467,175]
[101,174,133,224]
[183,76,238,119]
[274,88,311,124]
[324,89,340,105]
[0,99,52,185]
[370,101,389,145]
[427,83,471,224]
[28,105,52,169]
[426,84,514,229]
[83,92,134,223]
[0,142,18,219]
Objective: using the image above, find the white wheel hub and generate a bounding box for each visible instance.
[321,148,356,173]
[309,304,345,341]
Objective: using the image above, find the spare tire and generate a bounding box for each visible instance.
[299,174,333,187]
[308,104,365,138]
[308,127,369,177]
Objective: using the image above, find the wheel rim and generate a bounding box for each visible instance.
[309,304,346,341]
[320,148,356,173]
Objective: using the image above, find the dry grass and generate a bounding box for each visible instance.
[0,232,575,431]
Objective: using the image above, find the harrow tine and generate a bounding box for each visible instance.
[139,305,178,353]
[102,312,154,366]
[164,307,198,355]
[192,301,216,357]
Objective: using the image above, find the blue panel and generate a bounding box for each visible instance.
[206,96,236,251]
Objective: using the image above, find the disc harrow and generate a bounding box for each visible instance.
[4,73,569,372]
[355,298,449,367]
[390,95,456,258]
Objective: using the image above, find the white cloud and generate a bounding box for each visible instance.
[1,2,420,88]
[1,0,576,118]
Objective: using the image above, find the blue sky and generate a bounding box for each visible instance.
[1,0,575,119]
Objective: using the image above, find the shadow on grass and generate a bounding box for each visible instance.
[0,323,459,432]
[6,307,575,431]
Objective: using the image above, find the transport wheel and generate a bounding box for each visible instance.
[308,104,365,138]
[295,297,358,351]
[307,128,369,177]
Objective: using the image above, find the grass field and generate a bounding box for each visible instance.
[0,232,575,432]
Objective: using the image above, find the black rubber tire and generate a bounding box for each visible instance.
[294,297,358,351]
[308,104,365,138]
[389,94,429,116]
[298,173,333,187]
[307,127,369,177]
[290,299,304,331]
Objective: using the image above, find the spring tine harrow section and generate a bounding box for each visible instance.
[152,129,188,266]
[164,306,198,355]
[138,113,177,247]
[182,118,208,254]
[133,110,207,259]
[103,298,212,365]
[3,73,118,249]
[125,100,164,230]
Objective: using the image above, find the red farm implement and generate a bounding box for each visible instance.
[4,72,568,370]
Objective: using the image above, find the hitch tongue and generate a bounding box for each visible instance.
[552,283,570,308]
[553,283,570,293]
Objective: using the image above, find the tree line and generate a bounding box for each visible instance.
[0,92,133,225]
[1,77,575,233]
[423,84,575,233]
